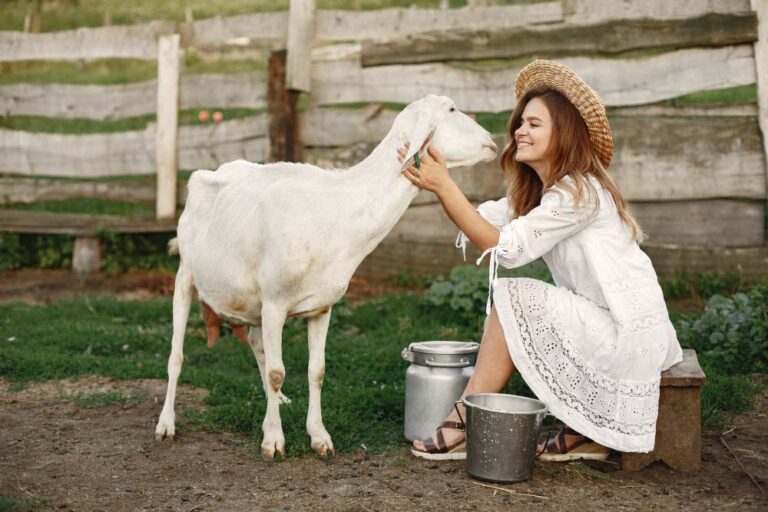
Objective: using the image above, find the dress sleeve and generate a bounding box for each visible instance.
[455,197,512,260]
[472,186,596,315]
[494,187,595,269]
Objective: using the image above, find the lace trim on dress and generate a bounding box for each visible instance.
[505,279,659,436]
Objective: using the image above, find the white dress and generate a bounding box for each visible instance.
[458,177,683,453]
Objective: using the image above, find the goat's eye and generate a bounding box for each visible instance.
[449,107,456,112]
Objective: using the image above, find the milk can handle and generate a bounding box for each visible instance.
[401,347,415,363]
[425,357,469,368]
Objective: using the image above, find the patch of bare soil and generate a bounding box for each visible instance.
[1,377,766,512]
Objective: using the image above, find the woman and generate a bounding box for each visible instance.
[403,60,684,461]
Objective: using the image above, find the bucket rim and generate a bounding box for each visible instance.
[463,393,547,415]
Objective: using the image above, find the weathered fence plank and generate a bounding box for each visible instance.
[312,45,756,112]
[630,200,765,247]
[0,210,176,236]
[752,0,768,196]
[0,21,174,62]
[0,116,267,177]
[0,177,187,206]
[155,34,181,220]
[300,108,765,202]
[641,244,768,279]
[314,2,562,42]
[1,0,749,61]
[0,73,268,120]
[610,116,766,201]
[387,199,764,248]
[286,0,315,92]
[361,13,758,66]
[567,0,752,24]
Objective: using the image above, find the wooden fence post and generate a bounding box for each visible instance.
[286,0,315,93]
[267,50,300,163]
[752,0,768,215]
[155,34,180,221]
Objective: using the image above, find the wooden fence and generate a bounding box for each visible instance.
[1,0,767,279]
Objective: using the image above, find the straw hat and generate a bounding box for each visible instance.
[515,60,613,168]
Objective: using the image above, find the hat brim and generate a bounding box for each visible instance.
[515,60,613,168]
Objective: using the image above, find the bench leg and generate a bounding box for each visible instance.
[72,236,101,275]
[622,385,702,472]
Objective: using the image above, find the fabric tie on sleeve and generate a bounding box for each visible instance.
[455,232,469,261]
[476,246,499,316]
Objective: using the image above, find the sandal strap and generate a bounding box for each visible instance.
[544,426,568,454]
[438,420,465,432]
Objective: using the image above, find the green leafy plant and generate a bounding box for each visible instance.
[96,229,178,275]
[677,285,768,374]
[424,260,553,331]
[0,233,26,271]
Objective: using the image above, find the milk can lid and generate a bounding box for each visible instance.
[408,341,479,355]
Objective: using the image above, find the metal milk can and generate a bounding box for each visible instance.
[401,341,480,442]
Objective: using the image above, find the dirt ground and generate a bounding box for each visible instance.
[1,270,767,511]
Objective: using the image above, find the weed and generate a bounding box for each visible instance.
[61,390,144,408]
[0,494,40,512]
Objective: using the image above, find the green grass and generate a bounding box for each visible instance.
[0,294,481,457]
[0,108,262,134]
[62,390,145,408]
[1,0,534,32]
[0,286,763,456]
[700,369,764,431]
[0,494,42,512]
[0,198,155,216]
[668,84,758,107]
[0,57,264,87]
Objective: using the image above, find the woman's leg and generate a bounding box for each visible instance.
[413,307,515,451]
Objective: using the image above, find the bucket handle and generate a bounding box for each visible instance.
[453,400,465,431]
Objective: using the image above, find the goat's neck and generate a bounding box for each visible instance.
[345,133,419,232]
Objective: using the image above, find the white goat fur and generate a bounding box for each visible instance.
[155,95,497,458]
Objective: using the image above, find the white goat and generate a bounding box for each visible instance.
[155,95,497,459]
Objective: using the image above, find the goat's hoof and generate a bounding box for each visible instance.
[278,392,292,405]
[154,424,175,441]
[311,436,335,457]
[261,438,285,461]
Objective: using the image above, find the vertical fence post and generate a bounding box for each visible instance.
[266,0,315,163]
[752,0,768,226]
[267,50,300,163]
[155,34,180,221]
[286,0,315,93]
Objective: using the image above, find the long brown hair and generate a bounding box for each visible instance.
[500,87,644,241]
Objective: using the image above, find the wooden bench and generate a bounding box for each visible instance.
[622,349,706,472]
[0,210,177,275]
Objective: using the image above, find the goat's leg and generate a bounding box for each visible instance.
[260,303,288,460]
[155,264,194,440]
[246,326,291,404]
[306,309,334,456]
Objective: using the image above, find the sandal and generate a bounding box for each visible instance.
[411,420,467,461]
[538,425,609,462]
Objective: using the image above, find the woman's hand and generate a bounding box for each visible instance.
[398,143,453,195]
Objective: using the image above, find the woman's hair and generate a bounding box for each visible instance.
[500,87,645,241]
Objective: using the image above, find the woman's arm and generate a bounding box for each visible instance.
[400,146,500,251]
[435,179,500,252]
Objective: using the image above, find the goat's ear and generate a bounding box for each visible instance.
[401,112,436,172]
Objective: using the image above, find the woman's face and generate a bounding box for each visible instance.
[514,96,552,178]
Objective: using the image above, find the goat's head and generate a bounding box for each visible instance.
[396,95,497,171]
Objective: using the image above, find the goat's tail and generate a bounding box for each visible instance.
[168,237,180,256]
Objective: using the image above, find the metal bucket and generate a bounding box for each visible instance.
[463,393,547,482]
